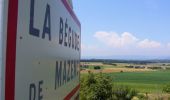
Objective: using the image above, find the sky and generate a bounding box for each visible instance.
[0,0,1,35]
[73,0,170,59]
[0,0,2,95]
[0,0,170,59]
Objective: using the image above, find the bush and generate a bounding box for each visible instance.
[80,72,138,100]
[163,83,170,93]
[80,72,112,100]
[103,62,117,66]
[94,66,101,70]
[112,85,138,100]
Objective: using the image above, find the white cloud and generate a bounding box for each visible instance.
[94,31,163,49]
[94,31,138,48]
[81,44,98,51]
[82,31,170,58]
[137,39,161,48]
[121,32,139,46]
[81,43,116,57]
[167,43,170,48]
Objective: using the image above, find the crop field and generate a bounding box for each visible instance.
[80,62,170,94]
[105,70,170,93]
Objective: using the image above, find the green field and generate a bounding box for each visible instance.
[105,70,170,93]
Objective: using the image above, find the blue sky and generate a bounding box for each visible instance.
[0,0,170,59]
[73,0,170,59]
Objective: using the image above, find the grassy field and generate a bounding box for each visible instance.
[80,62,170,99]
[104,70,170,93]
[81,62,170,93]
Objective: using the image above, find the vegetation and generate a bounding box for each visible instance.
[105,70,170,93]
[88,65,103,69]
[103,62,117,66]
[80,72,138,100]
[112,85,138,100]
[80,72,112,100]
[163,83,170,93]
[80,61,170,99]
[81,59,170,64]
[94,66,101,70]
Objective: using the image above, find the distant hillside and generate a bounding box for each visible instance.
[81,55,170,61]
[81,59,170,64]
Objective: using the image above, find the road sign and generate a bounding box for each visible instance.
[1,0,81,100]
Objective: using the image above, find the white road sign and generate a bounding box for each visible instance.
[0,0,81,100]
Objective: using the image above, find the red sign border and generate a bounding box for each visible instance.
[5,0,18,100]
[64,84,80,100]
[61,0,81,28]
[61,0,81,99]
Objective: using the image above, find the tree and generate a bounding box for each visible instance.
[80,72,138,100]
[80,72,112,100]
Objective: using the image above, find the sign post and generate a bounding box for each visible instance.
[1,0,81,100]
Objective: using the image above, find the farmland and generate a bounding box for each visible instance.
[80,60,170,99]
[106,70,170,93]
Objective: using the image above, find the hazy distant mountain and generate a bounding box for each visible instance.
[81,55,170,60]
